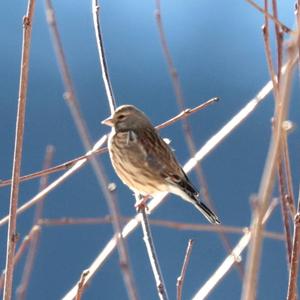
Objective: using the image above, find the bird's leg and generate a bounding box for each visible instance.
[134,194,150,212]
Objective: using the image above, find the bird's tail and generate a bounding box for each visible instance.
[167,180,220,224]
[193,201,220,224]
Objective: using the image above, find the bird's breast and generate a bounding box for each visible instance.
[108,131,167,195]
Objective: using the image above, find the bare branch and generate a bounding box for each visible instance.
[0,148,105,188]
[0,96,217,229]
[192,231,251,300]
[0,136,107,228]
[241,32,298,300]
[0,98,217,188]
[177,240,194,300]
[39,216,284,241]
[75,270,90,300]
[263,1,294,264]
[138,201,169,300]
[0,62,279,230]
[286,186,300,300]
[192,194,278,299]
[90,0,138,298]
[45,0,94,152]
[155,0,243,278]
[156,97,219,130]
[92,0,116,114]
[0,226,41,292]
[271,0,283,82]
[16,146,55,300]
[282,126,297,216]
[277,161,293,268]
[244,0,292,33]
[3,1,36,299]
[262,0,279,98]
[62,71,279,299]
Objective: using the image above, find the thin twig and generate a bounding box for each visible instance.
[0,226,41,292]
[138,201,169,300]
[262,0,279,98]
[155,0,243,278]
[286,186,300,300]
[177,240,194,300]
[61,71,280,299]
[92,0,116,114]
[282,127,296,216]
[262,1,293,271]
[192,231,251,300]
[262,5,293,266]
[155,97,219,130]
[244,0,292,33]
[45,1,139,297]
[277,160,293,268]
[45,0,94,152]
[271,0,283,83]
[0,136,107,228]
[241,33,298,300]
[0,57,282,299]
[58,200,255,300]
[0,97,217,189]
[16,146,55,300]
[91,0,138,298]
[0,58,284,230]
[0,97,216,229]
[38,217,284,241]
[192,195,277,300]
[262,197,279,224]
[0,60,278,232]
[75,270,90,300]
[0,148,105,188]
[3,1,35,299]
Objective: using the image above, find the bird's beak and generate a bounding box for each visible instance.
[101,116,114,127]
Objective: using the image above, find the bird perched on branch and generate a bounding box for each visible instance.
[102,104,220,224]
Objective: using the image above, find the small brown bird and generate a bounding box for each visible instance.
[102,105,220,224]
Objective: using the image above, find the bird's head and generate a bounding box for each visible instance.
[102,105,152,131]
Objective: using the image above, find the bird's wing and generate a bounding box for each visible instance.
[164,169,199,198]
[140,128,199,197]
[179,169,199,197]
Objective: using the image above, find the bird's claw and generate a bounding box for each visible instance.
[135,195,150,213]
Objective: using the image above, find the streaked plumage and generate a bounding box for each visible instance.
[102,105,220,224]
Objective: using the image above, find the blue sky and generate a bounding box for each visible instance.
[0,1,299,299]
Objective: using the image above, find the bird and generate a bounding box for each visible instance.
[102,104,220,224]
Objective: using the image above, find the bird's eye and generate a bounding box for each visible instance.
[118,114,126,120]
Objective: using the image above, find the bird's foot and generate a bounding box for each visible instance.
[135,195,150,213]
